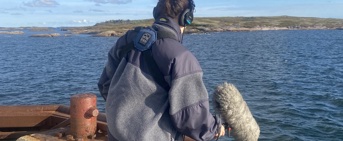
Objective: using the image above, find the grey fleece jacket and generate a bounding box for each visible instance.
[98,17,220,141]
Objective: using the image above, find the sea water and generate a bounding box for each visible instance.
[0,30,342,141]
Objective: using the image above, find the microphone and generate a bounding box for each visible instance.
[213,82,260,141]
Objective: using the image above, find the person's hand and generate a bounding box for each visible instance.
[214,124,226,139]
[184,125,226,141]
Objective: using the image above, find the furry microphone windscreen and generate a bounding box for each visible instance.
[213,82,260,141]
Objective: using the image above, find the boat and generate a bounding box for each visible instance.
[0,93,196,141]
[0,94,108,141]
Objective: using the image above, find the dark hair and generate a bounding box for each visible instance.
[153,0,195,21]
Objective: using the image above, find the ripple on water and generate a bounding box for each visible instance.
[1,31,343,141]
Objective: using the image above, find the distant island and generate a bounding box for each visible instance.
[1,16,343,37]
[62,16,343,37]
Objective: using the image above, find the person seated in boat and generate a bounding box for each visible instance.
[98,0,225,140]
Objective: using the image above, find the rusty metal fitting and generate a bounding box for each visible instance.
[86,107,99,117]
[70,93,98,140]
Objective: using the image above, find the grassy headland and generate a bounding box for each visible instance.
[2,16,342,37]
[63,16,343,37]
[187,16,343,31]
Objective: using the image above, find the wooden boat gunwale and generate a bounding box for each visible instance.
[0,104,107,140]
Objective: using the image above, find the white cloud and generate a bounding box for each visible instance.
[73,10,84,13]
[86,0,132,5]
[11,13,23,15]
[72,19,91,24]
[23,0,59,7]
[89,9,105,12]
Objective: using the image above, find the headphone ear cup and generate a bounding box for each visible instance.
[179,9,193,26]
[184,10,194,25]
[153,7,157,19]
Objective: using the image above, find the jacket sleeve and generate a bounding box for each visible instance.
[168,50,221,141]
[98,33,129,100]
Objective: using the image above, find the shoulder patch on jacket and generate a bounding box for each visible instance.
[133,28,157,51]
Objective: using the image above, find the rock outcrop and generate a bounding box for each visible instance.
[30,33,61,37]
[93,31,117,37]
[0,31,24,35]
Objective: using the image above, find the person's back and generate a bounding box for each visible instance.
[98,0,225,140]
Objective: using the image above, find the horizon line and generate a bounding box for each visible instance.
[1,15,343,28]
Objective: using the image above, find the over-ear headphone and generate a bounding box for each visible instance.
[153,6,158,20]
[179,0,195,26]
[153,0,195,26]
[179,8,193,26]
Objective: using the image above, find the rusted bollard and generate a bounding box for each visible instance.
[70,93,99,140]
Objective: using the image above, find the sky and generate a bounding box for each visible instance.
[0,0,343,27]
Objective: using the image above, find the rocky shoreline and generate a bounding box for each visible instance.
[29,33,61,37]
[64,26,341,37]
[0,26,341,37]
[0,31,24,35]
[61,16,343,37]
[185,26,334,33]
[1,16,343,37]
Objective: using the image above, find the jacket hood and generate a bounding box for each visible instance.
[153,17,182,42]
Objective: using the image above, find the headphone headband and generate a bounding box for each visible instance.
[188,0,195,12]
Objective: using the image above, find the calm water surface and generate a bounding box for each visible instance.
[0,30,342,141]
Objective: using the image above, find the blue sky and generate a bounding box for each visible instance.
[1,0,343,27]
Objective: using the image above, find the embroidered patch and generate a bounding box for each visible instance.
[139,32,152,46]
[134,28,157,52]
